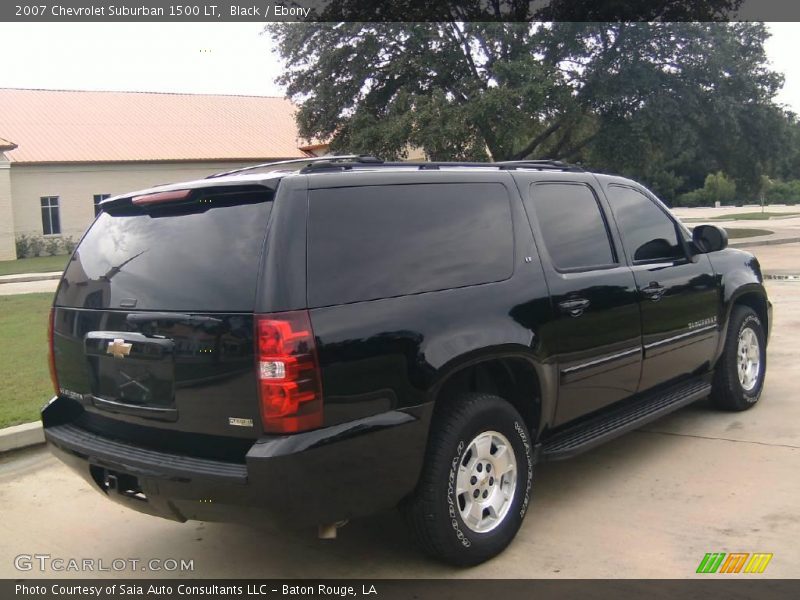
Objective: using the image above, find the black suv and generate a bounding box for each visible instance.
[43,157,771,565]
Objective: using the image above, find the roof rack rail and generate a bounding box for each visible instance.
[300,158,584,174]
[494,159,584,171]
[206,155,380,179]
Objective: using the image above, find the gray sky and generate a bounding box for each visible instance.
[0,23,285,96]
[0,22,799,112]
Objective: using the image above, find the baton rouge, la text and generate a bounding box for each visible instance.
[16,583,379,596]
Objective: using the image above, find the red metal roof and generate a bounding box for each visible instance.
[0,88,309,163]
[0,136,17,151]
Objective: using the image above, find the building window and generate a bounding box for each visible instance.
[93,194,110,216]
[41,196,61,235]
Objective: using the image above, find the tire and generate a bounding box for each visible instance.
[402,393,535,566]
[711,306,767,411]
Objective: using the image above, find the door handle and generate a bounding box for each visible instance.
[558,298,590,317]
[642,282,666,302]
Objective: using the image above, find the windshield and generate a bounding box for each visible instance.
[55,189,273,312]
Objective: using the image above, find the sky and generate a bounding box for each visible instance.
[0,23,285,97]
[0,22,799,111]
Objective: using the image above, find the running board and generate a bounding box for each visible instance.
[541,379,712,461]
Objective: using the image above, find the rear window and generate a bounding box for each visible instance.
[307,182,514,307]
[56,189,273,311]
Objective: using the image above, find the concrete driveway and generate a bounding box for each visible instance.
[1,277,798,579]
[672,206,800,247]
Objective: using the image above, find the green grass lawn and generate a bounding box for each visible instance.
[684,211,800,222]
[0,255,68,276]
[0,293,54,428]
[721,211,800,220]
[724,228,774,239]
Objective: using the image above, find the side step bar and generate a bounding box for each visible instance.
[541,379,712,461]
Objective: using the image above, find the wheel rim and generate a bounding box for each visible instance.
[737,326,761,392]
[455,430,518,534]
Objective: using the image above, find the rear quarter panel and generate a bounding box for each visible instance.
[302,171,558,430]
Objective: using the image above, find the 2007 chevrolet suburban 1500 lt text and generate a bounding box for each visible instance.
[42,157,771,565]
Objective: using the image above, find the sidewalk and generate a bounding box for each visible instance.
[671,204,800,219]
[0,271,62,284]
[0,271,61,295]
[730,233,800,248]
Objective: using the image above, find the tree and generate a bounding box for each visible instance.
[268,22,786,196]
[773,113,800,181]
[675,170,737,207]
[704,171,737,205]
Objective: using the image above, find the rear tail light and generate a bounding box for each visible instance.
[48,308,59,395]
[255,310,323,433]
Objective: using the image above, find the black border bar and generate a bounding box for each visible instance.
[4,1,800,22]
[5,579,800,600]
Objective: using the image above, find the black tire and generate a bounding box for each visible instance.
[711,306,767,411]
[402,393,535,566]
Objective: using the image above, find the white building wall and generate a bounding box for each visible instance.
[7,160,268,250]
[0,155,16,261]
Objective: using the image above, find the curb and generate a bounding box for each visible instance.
[0,273,61,285]
[730,236,800,249]
[0,421,45,453]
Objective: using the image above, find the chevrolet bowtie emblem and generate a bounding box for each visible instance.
[106,338,132,359]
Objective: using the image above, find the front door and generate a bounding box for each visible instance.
[601,183,719,391]
[516,176,643,426]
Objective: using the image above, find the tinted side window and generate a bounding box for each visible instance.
[525,183,614,270]
[308,183,514,306]
[606,185,683,262]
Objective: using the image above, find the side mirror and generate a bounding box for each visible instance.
[692,224,728,254]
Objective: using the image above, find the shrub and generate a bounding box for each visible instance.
[703,171,737,206]
[14,235,75,258]
[27,236,45,258]
[765,179,800,205]
[674,171,738,207]
[62,236,77,254]
[675,189,711,207]
[15,234,52,258]
[14,234,32,259]
[45,237,62,256]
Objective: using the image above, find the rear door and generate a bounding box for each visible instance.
[600,181,719,391]
[52,186,274,444]
[514,174,642,425]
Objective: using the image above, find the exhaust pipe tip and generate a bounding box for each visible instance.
[317,520,348,540]
[318,523,338,540]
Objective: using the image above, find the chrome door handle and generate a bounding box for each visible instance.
[558,298,590,317]
[642,283,666,302]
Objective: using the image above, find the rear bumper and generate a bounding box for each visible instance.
[43,398,432,526]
